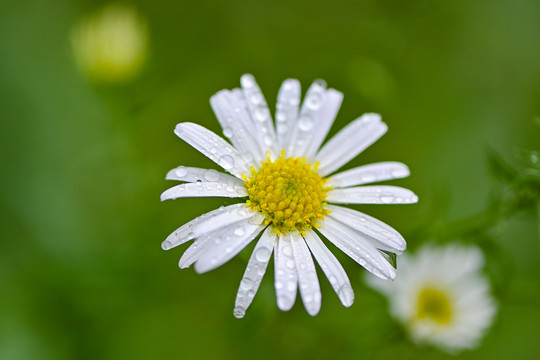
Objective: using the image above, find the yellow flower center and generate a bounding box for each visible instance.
[416,287,453,325]
[245,153,330,235]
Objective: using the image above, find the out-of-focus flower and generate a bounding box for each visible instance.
[71,3,148,83]
[161,74,418,318]
[366,244,497,353]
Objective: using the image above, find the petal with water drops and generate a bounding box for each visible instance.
[291,233,321,316]
[160,181,248,201]
[303,230,354,307]
[240,74,279,156]
[326,185,418,204]
[194,221,264,274]
[327,162,410,188]
[274,234,298,311]
[233,228,277,318]
[174,122,251,178]
[319,217,396,280]
[315,113,387,176]
[275,78,301,149]
[326,205,406,253]
[211,90,265,162]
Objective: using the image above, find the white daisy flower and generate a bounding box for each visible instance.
[366,244,498,353]
[161,74,418,318]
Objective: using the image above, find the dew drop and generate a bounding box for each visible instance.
[250,93,263,105]
[236,188,248,196]
[223,127,233,138]
[283,245,292,256]
[286,259,295,269]
[380,195,394,203]
[233,306,246,319]
[286,281,296,291]
[219,155,235,170]
[175,167,188,178]
[276,111,286,122]
[234,226,245,236]
[255,247,272,262]
[240,278,253,289]
[277,295,290,309]
[306,93,322,110]
[275,281,283,289]
[238,208,248,217]
[328,275,337,284]
[161,241,172,250]
[289,97,300,106]
[361,172,376,183]
[203,169,220,182]
[338,285,355,307]
[263,135,273,146]
[298,115,314,131]
[254,107,268,122]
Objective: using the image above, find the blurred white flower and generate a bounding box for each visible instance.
[71,3,148,83]
[366,244,497,353]
[161,74,418,318]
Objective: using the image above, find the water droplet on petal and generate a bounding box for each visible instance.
[255,247,272,262]
[254,107,268,122]
[203,169,220,182]
[306,93,322,110]
[298,115,314,131]
[361,172,376,183]
[234,226,245,236]
[161,241,172,250]
[240,278,253,289]
[286,259,295,269]
[233,306,246,319]
[286,281,296,291]
[219,155,235,170]
[381,195,394,203]
[223,127,233,138]
[338,285,355,307]
[283,245,292,256]
[276,111,286,122]
[175,167,188,178]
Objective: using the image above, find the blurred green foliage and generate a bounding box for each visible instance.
[1,0,540,359]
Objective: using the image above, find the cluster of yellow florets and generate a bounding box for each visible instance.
[245,153,331,235]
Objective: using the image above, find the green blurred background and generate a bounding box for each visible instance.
[1,0,539,359]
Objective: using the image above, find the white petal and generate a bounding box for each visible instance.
[290,233,321,316]
[194,221,264,274]
[315,113,387,176]
[318,217,396,280]
[191,204,254,237]
[161,207,227,250]
[240,74,279,155]
[174,122,250,178]
[275,79,301,149]
[274,234,298,311]
[210,90,265,162]
[287,81,344,159]
[166,166,245,186]
[327,162,410,188]
[178,230,216,269]
[303,230,354,307]
[160,182,248,201]
[326,185,418,204]
[326,204,406,253]
[233,228,277,319]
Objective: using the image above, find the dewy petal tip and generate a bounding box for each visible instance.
[160,74,417,318]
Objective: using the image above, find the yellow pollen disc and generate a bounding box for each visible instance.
[415,287,453,325]
[244,152,331,235]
